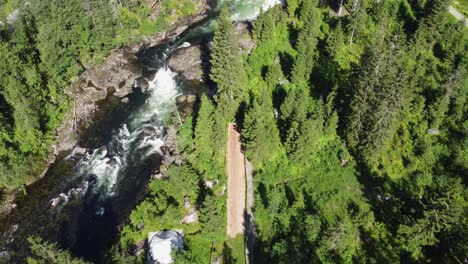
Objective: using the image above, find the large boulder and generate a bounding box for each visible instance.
[78,51,143,99]
[147,231,184,264]
[235,23,255,54]
[167,45,205,81]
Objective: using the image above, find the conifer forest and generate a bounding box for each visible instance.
[0,0,467,263]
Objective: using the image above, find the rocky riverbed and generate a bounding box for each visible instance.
[0,0,211,237]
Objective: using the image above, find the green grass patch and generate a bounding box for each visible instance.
[453,0,468,17]
[224,235,246,264]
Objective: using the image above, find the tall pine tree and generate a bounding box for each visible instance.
[243,90,282,167]
[210,7,246,120]
[192,95,220,179]
[290,0,322,87]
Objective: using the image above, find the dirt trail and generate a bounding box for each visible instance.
[226,124,246,238]
[449,6,468,26]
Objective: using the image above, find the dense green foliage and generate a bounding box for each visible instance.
[452,0,468,17]
[110,121,228,263]
[27,236,89,264]
[241,0,467,263]
[210,8,247,119]
[110,8,250,263]
[0,0,197,189]
[3,0,466,262]
[113,0,467,263]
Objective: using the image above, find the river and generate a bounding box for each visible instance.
[0,0,281,263]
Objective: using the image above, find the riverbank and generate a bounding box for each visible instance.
[0,0,211,219]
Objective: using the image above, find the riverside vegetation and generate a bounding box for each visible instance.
[0,0,197,189]
[1,0,468,263]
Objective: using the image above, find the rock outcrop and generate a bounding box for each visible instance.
[168,45,205,81]
[161,126,184,167]
[70,0,211,104]
[131,0,211,52]
[12,0,213,200]
[50,0,211,159]
[236,23,256,54]
[167,21,254,83]
[176,94,198,118]
[77,51,143,100]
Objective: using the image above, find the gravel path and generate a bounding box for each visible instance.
[226,124,246,238]
[449,6,468,26]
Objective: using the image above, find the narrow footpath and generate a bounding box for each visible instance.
[449,5,468,26]
[226,124,246,238]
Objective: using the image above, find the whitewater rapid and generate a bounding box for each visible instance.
[49,67,178,209]
[181,0,283,42]
[48,0,282,212]
[220,0,283,20]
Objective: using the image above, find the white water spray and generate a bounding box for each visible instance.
[49,67,179,208]
[181,0,283,42]
[48,0,281,211]
[220,0,283,21]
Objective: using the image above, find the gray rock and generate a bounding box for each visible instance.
[66,51,140,101]
[47,153,56,164]
[176,94,197,103]
[6,9,20,24]
[106,158,119,166]
[427,128,440,135]
[151,172,165,180]
[134,239,146,256]
[167,45,204,81]
[81,86,108,101]
[180,207,198,224]
[176,94,198,119]
[161,126,184,166]
[205,179,219,189]
[220,185,227,196]
[142,126,158,137]
[176,95,187,103]
[184,196,191,209]
[74,146,87,156]
[236,23,255,54]
[2,224,19,245]
[212,255,222,264]
[134,77,150,92]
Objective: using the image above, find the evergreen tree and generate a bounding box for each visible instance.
[326,21,359,71]
[252,8,276,43]
[290,0,322,87]
[243,90,282,167]
[89,0,118,58]
[34,0,91,87]
[346,30,413,153]
[27,236,89,264]
[424,0,450,35]
[396,175,467,261]
[199,195,226,242]
[192,95,218,179]
[265,61,285,89]
[210,7,246,120]
[285,0,302,17]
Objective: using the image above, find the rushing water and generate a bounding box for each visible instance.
[0,0,282,262]
[54,67,178,208]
